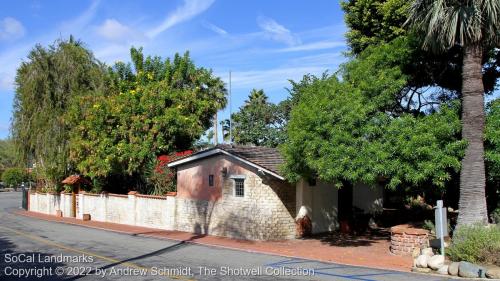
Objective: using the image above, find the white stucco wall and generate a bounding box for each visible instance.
[296,179,339,234]
[295,181,384,233]
[29,192,177,230]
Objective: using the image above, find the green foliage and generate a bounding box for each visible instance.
[486,99,500,182]
[491,206,500,224]
[422,220,435,233]
[143,157,176,195]
[447,224,500,266]
[341,0,410,54]
[342,0,499,94]
[407,0,500,52]
[226,89,287,147]
[281,40,465,189]
[11,37,109,189]
[69,48,226,187]
[2,168,27,188]
[63,185,72,193]
[0,139,17,175]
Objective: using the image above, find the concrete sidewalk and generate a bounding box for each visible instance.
[15,210,412,272]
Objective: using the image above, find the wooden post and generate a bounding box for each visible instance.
[71,185,77,217]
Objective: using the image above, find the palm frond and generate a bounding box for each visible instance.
[407,0,500,52]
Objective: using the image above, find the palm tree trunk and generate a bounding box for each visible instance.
[457,44,488,227]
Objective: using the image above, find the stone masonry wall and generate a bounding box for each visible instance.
[390,225,429,256]
[174,155,296,240]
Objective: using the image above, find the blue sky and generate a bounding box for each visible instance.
[0,0,348,140]
[1,1,499,142]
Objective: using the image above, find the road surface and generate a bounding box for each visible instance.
[0,192,453,280]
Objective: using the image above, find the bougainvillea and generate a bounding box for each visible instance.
[147,150,193,195]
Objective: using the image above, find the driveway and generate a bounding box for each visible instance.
[0,192,454,280]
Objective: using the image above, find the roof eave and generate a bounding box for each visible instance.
[167,148,285,181]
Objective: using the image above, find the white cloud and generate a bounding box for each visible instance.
[0,17,26,41]
[147,0,215,38]
[257,16,300,46]
[0,0,102,93]
[276,40,345,52]
[93,44,131,64]
[61,0,100,32]
[225,66,331,91]
[96,19,143,42]
[203,21,227,35]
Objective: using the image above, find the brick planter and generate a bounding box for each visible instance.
[390,224,429,256]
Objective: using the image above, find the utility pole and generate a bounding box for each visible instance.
[214,112,218,145]
[229,71,232,144]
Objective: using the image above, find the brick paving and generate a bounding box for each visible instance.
[15,210,413,272]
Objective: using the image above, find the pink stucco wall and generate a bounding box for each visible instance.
[176,154,250,201]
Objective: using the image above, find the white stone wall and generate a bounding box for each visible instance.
[59,193,72,217]
[29,192,177,230]
[135,195,175,229]
[29,193,60,215]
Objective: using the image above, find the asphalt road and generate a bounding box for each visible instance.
[0,192,455,281]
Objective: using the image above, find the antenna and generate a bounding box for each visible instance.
[229,71,232,144]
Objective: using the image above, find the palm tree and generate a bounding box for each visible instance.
[407,0,500,226]
[246,89,268,106]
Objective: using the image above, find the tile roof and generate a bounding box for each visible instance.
[168,144,285,177]
[216,144,284,175]
[61,175,91,185]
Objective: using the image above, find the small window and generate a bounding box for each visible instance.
[208,175,214,187]
[234,179,244,197]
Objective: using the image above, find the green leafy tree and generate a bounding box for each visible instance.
[11,37,109,190]
[486,99,500,182]
[226,89,286,147]
[486,99,500,213]
[2,167,28,188]
[0,139,17,176]
[407,0,500,226]
[342,0,410,54]
[69,48,226,192]
[281,41,465,193]
[342,0,499,95]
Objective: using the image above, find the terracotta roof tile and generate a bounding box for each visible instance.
[61,175,91,185]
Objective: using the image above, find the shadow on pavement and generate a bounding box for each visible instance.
[0,233,67,280]
[67,233,206,280]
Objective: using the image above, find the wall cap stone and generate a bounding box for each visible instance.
[391,224,429,235]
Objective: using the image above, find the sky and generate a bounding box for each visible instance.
[0,0,348,140]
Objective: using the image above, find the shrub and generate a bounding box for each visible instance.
[447,224,500,266]
[423,219,435,233]
[140,151,193,195]
[2,168,27,188]
[491,206,500,224]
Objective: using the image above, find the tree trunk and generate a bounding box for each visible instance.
[457,44,489,227]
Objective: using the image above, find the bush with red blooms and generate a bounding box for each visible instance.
[147,150,193,195]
